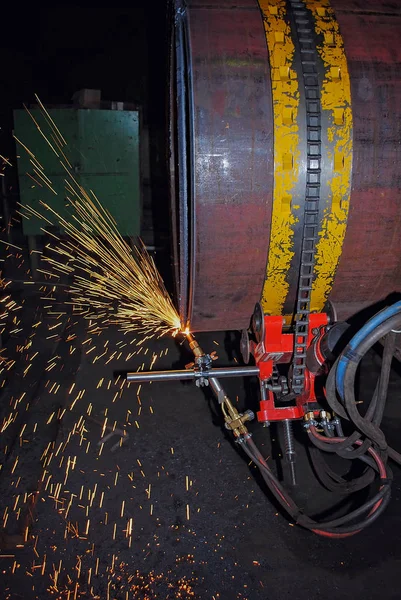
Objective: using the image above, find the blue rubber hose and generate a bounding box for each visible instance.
[336,300,401,399]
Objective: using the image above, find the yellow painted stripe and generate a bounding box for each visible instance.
[258,0,301,317]
[305,0,353,312]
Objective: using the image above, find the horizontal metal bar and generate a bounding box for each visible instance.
[126,366,260,383]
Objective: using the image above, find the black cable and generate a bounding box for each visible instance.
[326,356,348,419]
[334,419,344,437]
[308,446,375,494]
[322,422,334,437]
[245,443,387,534]
[305,491,392,535]
[341,315,401,449]
[326,315,401,463]
[388,446,401,466]
[241,437,388,535]
[305,486,389,530]
[240,443,299,518]
[374,331,396,425]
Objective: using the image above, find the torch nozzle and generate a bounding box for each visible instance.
[183,331,204,358]
[185,331,195,344]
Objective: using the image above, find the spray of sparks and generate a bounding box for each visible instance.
[0,97,274,598]
[16,95,181,341]
[0,100,239,600]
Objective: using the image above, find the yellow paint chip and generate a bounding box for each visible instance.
[330,67,341,80]
[332,194,341,207]
[274,31,285,44]
[333,108,344,125]
[333,194,348,210]
[334,152,344,171]
[280,195,292,211]
[279,66,290,81]
[282,153,293,171]
[282,107,294,125]
[324,32,336,46]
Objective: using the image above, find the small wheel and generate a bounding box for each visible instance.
[240,329,250,364]
[252,302,265,343]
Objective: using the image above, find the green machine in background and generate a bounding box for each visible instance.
[14,108,140,239]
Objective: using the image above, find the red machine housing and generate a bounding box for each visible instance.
[252,314,328,422]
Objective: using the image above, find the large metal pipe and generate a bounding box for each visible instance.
[168,0,401,331]
[127,366,260,383]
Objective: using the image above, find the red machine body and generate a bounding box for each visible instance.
[252,314,328,422]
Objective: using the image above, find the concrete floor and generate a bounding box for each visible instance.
[0,287,401,599]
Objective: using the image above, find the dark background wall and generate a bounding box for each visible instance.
[0,2,170,250]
